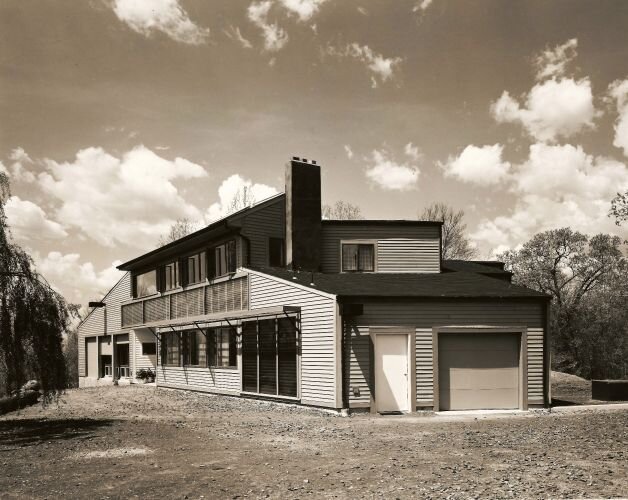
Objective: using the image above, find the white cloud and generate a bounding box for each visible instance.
[7,147,36,183]
[357,6,368,16]
[491,78,597,142]
[247,1,289,52]
[404,142,421,161]
[111,0,209,45]
[439,144,510,186]
[38,145,207,247]
[344,145,354,159]
[34,252,123,306]
[206,174,278,222]
[608,78,628,157]
[277,0,327,21]
[471,143,628,250]
[365,149,419,191]
[534,38,578,81]
[4,196,68,242]
[224,25,253,49]
[413,0,433,12]
[0,161,8,175]
[326,43,402,86]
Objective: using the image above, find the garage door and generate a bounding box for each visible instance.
[438,333,519,410]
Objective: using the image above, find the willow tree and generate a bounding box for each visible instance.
[0,172,68,398]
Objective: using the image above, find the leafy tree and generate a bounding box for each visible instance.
[498,227,627,379]
[158,218,200,247]
[63,304,83,389]
[227,185,256,215]
[610,190,628,226]
[322,201,364,220]
[0,173,69,398]
[419,202,477,260]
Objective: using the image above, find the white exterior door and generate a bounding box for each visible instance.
[376,334,409,412]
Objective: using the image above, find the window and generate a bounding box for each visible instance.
[183,330,207,366]
[161,332,180,366]
[269,237,285,267]
[134,270,157,297]
[163,261,179,291]
[212,240,236,278]
[342,243,375,272]
[142,342,156,356]
[208,327,237,367]
[187,251,207,284]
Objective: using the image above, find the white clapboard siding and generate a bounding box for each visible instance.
[236,196,285,268]
[78,272,131,377]
[321,224,441,273]
[345,300,546,408]
[157,367,240,394]
[131,329,157,376]
[377,239,440,273]
[248,271,337,408]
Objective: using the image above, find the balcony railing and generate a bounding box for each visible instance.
[121,276,249,328]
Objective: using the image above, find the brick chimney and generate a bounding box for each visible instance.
[285,157,321,271]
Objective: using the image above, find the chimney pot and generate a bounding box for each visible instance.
[292,156,300,161]
[312,160,317,165]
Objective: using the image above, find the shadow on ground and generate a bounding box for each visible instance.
[0,418,115,449]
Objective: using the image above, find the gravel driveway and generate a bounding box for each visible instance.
[0,386,626,499]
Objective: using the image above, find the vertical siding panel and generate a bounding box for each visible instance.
[249,272,337,407]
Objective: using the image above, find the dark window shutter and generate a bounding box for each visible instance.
[228,240,236,273]
[179,258,188,287]
[132,274,137,298]
[208,247,216,280]
[207,329,216,366]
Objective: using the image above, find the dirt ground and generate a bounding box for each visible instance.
[550,371,599,405]
[1,386,627,499]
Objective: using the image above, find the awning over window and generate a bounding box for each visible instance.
[135,305,301,333]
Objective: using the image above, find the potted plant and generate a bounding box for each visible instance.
[136,368,156,384]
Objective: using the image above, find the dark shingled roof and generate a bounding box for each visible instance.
[442,259,512,276]
[251,267,549,300]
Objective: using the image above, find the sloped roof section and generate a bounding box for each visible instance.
[250,267,549,300]
[442,259,512,278]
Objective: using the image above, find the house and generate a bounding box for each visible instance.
[77,157,551,412]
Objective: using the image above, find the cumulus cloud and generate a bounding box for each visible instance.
[608,78,628,157]
[326,43,402,87]
[404,142,421,161]
[4,196,68,242]
[439,144,510,186]
[247,1,289,52]
[491,78,597,142]
[37,145,207,247]
[0,161,8,175]
[224,25,253,48]
[7,147,36,183]
[34,252,123,306]
[491,38,598,143]
[471,143,628,250]
[344,145,354,159]
[110,0,209,45]
[413,0,433,12]
[534,38,578,81]
[365,149,419,191]
[206,174,278,221]
[277,0,327,21]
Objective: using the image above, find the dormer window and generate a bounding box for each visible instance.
[342,243,375,272]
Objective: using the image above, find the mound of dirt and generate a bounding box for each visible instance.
[552,370,591,405]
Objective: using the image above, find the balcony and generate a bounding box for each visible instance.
[121,275,249,328]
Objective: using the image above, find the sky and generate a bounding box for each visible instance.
[1,0,628,308]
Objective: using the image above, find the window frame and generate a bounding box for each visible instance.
[182,329,207,367]
[268,237,285,267]
[133,269,159,298]
[186,251,207,286]
[160,332,181,367]
[340,239,377,273]
[211,239,237,279]
[162,261,180,292]
[141,342,157,356]
[207,327,237,368]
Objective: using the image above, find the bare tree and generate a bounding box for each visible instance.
[158,218,200,247]
[610,191,628,226]
[227,186,256,215]
[419,202,477,260]
[322,201,364,220]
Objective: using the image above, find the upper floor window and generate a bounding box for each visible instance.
[187,251,206,285]
[212,240,236,278]
[134,270,157,297]
[269,237,285,267]
[342,243,375,272]
[163,261,179,291]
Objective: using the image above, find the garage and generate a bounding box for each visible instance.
[438,332,521,410]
